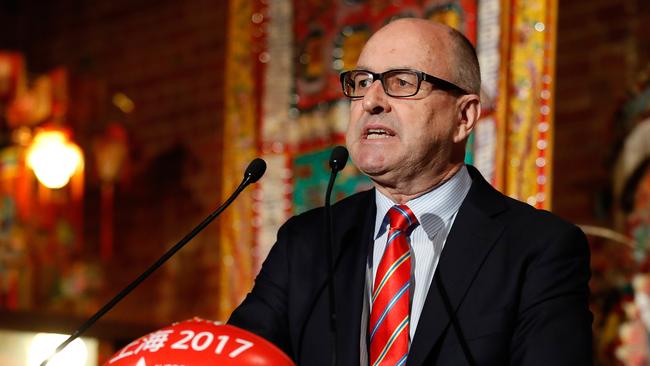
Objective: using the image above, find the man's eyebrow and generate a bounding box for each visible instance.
[351,66,416,71]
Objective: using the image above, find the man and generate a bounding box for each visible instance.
[229,18,592,365]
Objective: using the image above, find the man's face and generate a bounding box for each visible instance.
[345,22,463,189]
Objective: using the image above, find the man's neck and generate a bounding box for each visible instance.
[373,164,463,204]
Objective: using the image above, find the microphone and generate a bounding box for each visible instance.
[40,158,267,366]
[324,146,348,366]
[244,157,267,184]
[329,145,349,173]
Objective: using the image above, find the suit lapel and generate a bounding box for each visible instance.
[408,168,507,366]
[332,190,376,365]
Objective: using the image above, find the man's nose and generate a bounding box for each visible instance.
[362,80,392,114]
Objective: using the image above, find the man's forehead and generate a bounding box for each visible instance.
[356,20,452,75]
[357,40,446,74]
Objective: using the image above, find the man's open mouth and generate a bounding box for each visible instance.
[365,128,395,139]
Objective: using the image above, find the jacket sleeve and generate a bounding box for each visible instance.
[510,224,593,365]
[228,218,294,357]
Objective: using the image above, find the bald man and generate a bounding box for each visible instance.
[229,19,592,365]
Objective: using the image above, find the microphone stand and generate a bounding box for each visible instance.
[324,146,348,366]
[40,158,266,366]
[435,272,476,366]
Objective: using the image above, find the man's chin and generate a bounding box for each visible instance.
[358,165,394,183]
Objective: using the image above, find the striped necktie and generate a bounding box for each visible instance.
[369,204,418,366]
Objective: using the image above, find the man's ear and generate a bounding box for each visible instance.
[453,94,481,143]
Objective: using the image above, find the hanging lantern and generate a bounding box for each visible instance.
[26,128,84,189]
[94,123,128,184]
[93,122,128,261]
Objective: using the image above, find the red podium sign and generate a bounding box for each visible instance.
[105,318,295,366]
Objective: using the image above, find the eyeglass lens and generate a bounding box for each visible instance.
[345,70,420,97]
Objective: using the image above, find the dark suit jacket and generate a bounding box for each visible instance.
[229,166,593,365]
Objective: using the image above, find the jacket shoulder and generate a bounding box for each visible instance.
[501,194,580,235]
[466,165,579,235]
[285,189,374,228]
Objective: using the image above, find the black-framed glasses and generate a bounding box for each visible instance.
[340,69,468,98]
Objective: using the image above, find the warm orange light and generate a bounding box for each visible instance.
[27,129,84,189]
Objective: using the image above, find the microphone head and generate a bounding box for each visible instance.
[329,146,349,172]
[244,158,267,183]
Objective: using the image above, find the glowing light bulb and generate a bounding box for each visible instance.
[26,130,83,189]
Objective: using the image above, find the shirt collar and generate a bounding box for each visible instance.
[374,165,472,239]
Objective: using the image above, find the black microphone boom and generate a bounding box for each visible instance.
[324,146,348,366]
[40,158,266,366]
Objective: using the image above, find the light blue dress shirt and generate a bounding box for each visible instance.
[359,165,472,365]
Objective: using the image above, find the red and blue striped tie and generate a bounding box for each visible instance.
[369,204,417,366]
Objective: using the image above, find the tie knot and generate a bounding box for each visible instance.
[387,204,418,232]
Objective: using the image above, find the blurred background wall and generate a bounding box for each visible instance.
[0,0,649,364]
[0,0,228,358]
